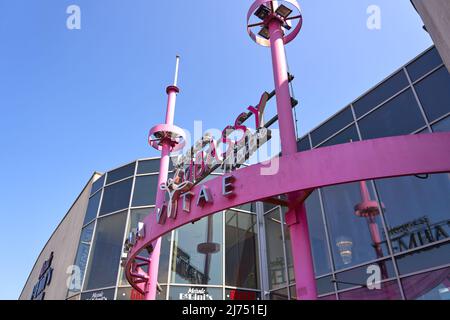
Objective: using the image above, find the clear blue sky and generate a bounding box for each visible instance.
[0,0,431,299]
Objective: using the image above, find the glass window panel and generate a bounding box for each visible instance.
[132,175,158,207]
[395,242,450,275]
[354,70,409,118]
[415,66,450,122]
[263,202,279,213]
[432,115,450,132]
[225,210,259,289]
[137,159,160,175]
[321,181,389,270]
[168,286,222,300]
[83,211,127,290]
[156,285,167,300]
[106,162,135,185]
[265,209,287,290]
[374,173,450,254]
[401,267,450,300]
[335,259,395,291]
[269,287,288,300]
[283,221,294,284]
[358,89,425,140]
[157,233,172,284]
[317,294,337,300]
[338,280,402,300]
[304,190,332,276]
[80,288,115,300]
[67,222,95,297]
[297,136,310,152]
[311,107,354,146]
[318,125,359,148]
[90,175,104,196]
[118,208,171,285]
[289,285,296,300]
[83,191,101,225]
[316,275,335,296]
[171,213,223,285]
[231,203,255,212]
[99,178,132,215]
[407,47,443,82]
[225,289,261,300]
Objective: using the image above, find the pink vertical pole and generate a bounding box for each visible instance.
[268,18,317,300]
[145,69,180,300]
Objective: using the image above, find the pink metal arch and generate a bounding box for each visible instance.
[125,132,450,291]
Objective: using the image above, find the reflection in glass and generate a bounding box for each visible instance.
[171,213,223,285]
[305,190,332,276]
[395,242,450,275]
[265,209,287,290]
[321,181,388,270]
[374,174,450,254]
[338,280,402,300]
[335,259,395,291]
[119,208,171,286]
[225,210,259,289]
[67,222,95,297]
[83,211,127,290]
[401,267,450,300]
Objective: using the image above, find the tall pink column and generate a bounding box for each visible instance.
[268,18,317,300]
[145,85,179,300]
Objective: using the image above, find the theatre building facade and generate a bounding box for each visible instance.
[19,45,450,300]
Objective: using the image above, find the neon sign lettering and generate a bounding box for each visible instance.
[156,91,272,225]
[172,91,272,184]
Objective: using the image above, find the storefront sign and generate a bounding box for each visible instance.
[179,287,213,300]
[31,252,54,300]
[80,289,115,300]
[389,217,450,253]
